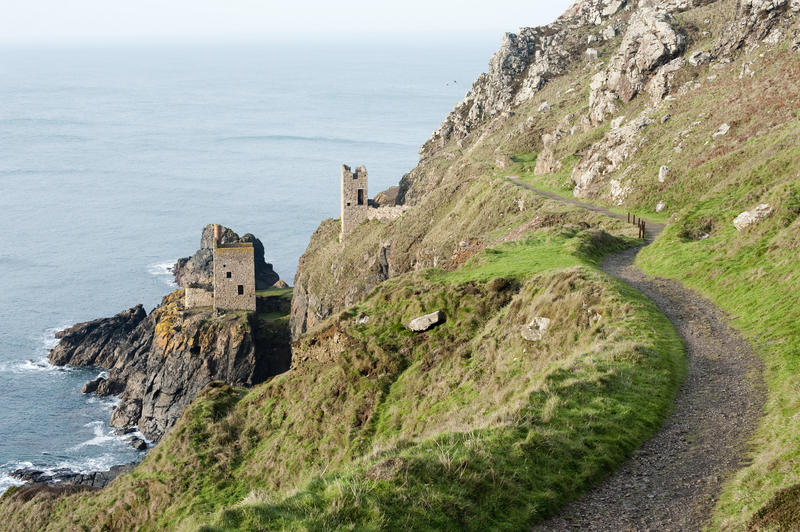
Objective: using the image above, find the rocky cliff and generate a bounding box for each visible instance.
[50,290,291,441]
[291,0,800,340]
[173,224,280,290]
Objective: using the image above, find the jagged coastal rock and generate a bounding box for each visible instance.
[173,224,280,290]
[48,226,292,442]
[10,464,136,490]
[49,289,289,441]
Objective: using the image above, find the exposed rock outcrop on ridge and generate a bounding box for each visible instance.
[49,290,291,441]
[588,8,685,124]
[416,0,628,168]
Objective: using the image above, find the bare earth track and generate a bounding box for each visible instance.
[508,178,765,531]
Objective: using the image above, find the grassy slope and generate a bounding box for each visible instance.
[635,127,800,529]
[495,10,800,528]
[0,223,684,531]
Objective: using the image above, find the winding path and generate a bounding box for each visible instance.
[508,177,765,531]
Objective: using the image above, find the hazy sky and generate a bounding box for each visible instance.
[1,0,575,45]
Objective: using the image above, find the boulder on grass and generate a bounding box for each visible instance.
[407,311,445,332]
[522,317,551,342]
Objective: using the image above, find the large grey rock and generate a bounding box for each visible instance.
[521,317,551,342]
[712,123,731,138]
[733,203,773,231]
[407,311,446,332]
[688,50,712,66]
[589,8,686,123]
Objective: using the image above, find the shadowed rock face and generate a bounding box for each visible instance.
[173,224,280,290]
[49,290,290,441]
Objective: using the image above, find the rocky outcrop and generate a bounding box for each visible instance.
[373,186,400,207]
[589,8,686,123]
[418,0,627,162]
[50,306,146,367]
[534,114,574,175]
[716,0,800,54]
[49,290,291,441]
[173,225,280,290]
[572,114,653,198]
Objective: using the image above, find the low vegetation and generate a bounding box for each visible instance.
[0,221,684,530]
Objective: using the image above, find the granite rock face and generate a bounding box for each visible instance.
[716,0,800,53]
[173,225,280,290]
[589,8,686,124]
[572,114,653,198]
[416,0,626,165]
[49,290,290,441]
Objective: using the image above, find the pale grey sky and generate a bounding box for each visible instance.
[0,0,575,45]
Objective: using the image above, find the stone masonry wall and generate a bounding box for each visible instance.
[213,244,256,311]
[340,164,369,239]
[366,205,410,222]
[184,287,213,309]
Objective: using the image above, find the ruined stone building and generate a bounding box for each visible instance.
[340,164,369,239]
[184,225,256,312]
[339,164,410,240]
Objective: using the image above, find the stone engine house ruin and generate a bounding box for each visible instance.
[184,224,256,312]
[339,164,409,240]
[340,164,369,239]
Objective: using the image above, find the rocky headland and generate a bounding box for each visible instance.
[3,0,800,529]
[48,225,291,443]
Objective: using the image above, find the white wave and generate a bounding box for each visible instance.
[0,462,32,495]
[86,395,120,412]
[0,356,73,375]
[0,473,25,495]
[41,326,69,352]
[71,421,124,450]
[147,261,178,287]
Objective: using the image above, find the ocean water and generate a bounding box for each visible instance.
[0,39,494,493]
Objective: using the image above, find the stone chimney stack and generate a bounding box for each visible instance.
[214,224,222,247]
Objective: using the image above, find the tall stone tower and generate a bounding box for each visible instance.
[340,164,368,240]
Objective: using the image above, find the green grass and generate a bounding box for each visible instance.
[255,287,293,299]
[424,227,635,284]
[0,221,685,531]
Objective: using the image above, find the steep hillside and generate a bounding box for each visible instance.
[0,224,684,530]
[3,0,800,529]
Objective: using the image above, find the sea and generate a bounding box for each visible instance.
[0,37,495,493]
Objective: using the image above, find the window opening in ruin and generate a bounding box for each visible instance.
[226,272,232,278]
[237,285,244,295]
[357,189,364,205]
[346,202,351,206]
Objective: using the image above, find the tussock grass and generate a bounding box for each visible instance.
[0,224,684,530]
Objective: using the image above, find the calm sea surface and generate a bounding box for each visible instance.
[0,39,493,492]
